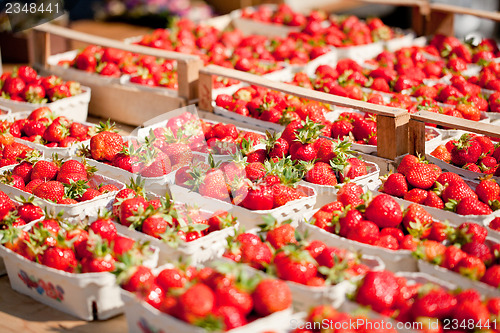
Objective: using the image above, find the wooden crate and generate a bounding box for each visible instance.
[409,111,500,156]
[198,64,409,161]
[28,24,203,126]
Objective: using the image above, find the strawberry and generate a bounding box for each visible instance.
[120,266,155,293]
[442,181,477,203]
[239,241,272,270]
[90,214,117,244]
[455,197,493,215]
[476,176,500,204]
[241,184,274,210]
[451,133,483,166]
[178,283,215,322]
[90,121,123,162]
[32,181,64,202]
[199,169,230,202]
[412,288,457,320]
[156,267,188,291]
[430,145,452,163]
[274,247,317,285]
[17,197,43,222]
[365,194,402,228]
[481,265,500,287]
[215,306,247,330]
[441,244,467,271]
[43,122,69,143]
[402,203,433,235]
[265,224,296,250]
[215,285,253,316]
[406,163,440,190]
[356,271,398,312]
[252,279,291,316]
[346,220,380,245]
[404,188,428,204]
[379,173,407,197]
[337,182,364,207]
[40,245,77,273]
[397,155,420,176]
[455,256,486,280]
[119,197,147,227]
[423,191,444,209]
[302,161,337,186]
[456,222,488,244]
[31,160,59,181]
[272,184,305,207]
[462,241,493,265]
[452,300,489,328]
[245,162,266,181]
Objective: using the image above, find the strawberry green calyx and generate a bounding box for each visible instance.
[64,179,90,199]
[96,119,118,134]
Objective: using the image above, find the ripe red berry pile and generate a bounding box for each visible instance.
[224,219,371,287]
[215,85,333,124]
[1,215,150,273]
[0,141,37,168]
[1,157,119,204]
[2,107,95,148]
[119,262,292,331]
[380,154,498,215]
[240,5,401,48]
[294,304,397,333]
[0,191,43,228]
[430,133,500,176]
[0,66,82,103]
[355,270,500,331]
[414,221,500,288]
[59,46,178,89]
[135,18,285,72]
[112,180,237,242]
[84,123,177,178]
[150,112,265,156]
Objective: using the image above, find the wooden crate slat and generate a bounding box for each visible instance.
[199,65,407,118]
[412,111,500,139]
[429,3,500,22]
[33,24,200,63]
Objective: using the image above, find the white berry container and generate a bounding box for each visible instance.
[212,105,285,133]
[288,254,384,312]
[0,229,159,321]
[76,136,176,196]
[121,288,293,333]
[0,218,43,276]
[0,86,91,123]
[301,210,417,272]
[417,259,500,298]
[135,108,266,164]
[10,111,96,158]
[47,50,125,86]
[0,160,124,218]
[170,184,317,229]
[112,219,237,266]
[300,161,380,208]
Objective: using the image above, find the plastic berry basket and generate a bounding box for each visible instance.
[301,210,417,272]
[170,184,317,230]
[0,86,91,123]
[0,227,159,321]
[0,160,124,218]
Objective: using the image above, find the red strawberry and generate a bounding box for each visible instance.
[356,271,399,312]
[365,194,402,228]
[252,279,291,316]
[32,181,64,202]
[346,220,380,245]
[380,173,407,197]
